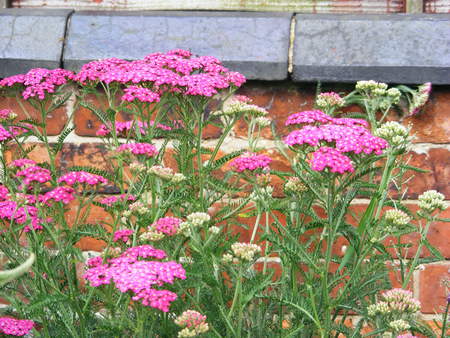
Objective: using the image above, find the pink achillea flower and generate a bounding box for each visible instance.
[0,109,17,121]
[0,317,34,336]
[96,120,171,137]
[58,171,108,186]
[0,201,44,232]
[229,152,272,172]
[40,186,76,205]
[87,256,103,268]
[16,166,52,186]
[121,86,161,103]
[152,217,182,236]
[316,92,345,109]
[84,245,185,312]
[72,50,245,97]
[100,194,136,207]
[113,229,134,243]
[0,68,73,100]
[408,82,432,116]
[397,335,418,338]
[310,147,354,174]
[9,159,36,168]
[175,310,209,337]
[284,124,387,155]
[116,143,158,157]
[234,95,252,103]
[0,185,9,201]
[285,110,333,126]
[0,125,28,142]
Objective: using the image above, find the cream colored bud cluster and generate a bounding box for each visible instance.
[249,186,273,204]
[284,177,308,194]
[229,242,261,262]
[130,162,146,172]
[147,165,186,183]
[315,92,345,109]
[375,122,411,149]
[384,209,411,227]
[175,310,209,337]
[386,88,401,103]
[139,230,165,242]
[122,202,148,217]
[409,83,432,116]
[356,80,388,94]
[418,190,446,214]
[186,212,211,227]
[389,319,410,332]
[212,99,268,117]
[368,288,420,317]
[255,117,272,127]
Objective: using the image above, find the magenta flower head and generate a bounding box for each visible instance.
[229,152,272,173]
[57,171,108,186]
[0,317,34,336]
[116,142,158,157]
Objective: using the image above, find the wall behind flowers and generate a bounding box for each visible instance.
[0,4,449,334]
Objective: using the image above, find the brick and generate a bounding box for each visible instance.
[0,96,68,135]
[419,263,450,313]
[64,11,291,80]
[293,14,450,84]
[0,9,72,77]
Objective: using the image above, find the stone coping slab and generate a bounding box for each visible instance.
[293,14,450,84]
[64,11,292,80]
[0,9,73,77]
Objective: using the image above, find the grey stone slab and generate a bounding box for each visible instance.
[293,14,450,84]
[0,9,73,77]
[64,11,292,80]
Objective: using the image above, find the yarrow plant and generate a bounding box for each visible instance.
[0,50,446,337]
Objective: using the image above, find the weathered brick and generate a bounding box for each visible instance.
[0,96,68,135]
[419,263,450,313]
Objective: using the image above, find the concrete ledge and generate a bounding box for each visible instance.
[0,9,73,77]
[64,11,292,80]
[293,14,450,84]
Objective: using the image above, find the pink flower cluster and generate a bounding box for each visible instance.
[96,120,171,137]
[122,86,161,103]
[100,194,136,207]
[0,68,73,100]
[58,171,108,186]
[73,49,245,97]
[113,229,134,243]
[285,110,368,128]
[152,217,182,236]
[284,124,387,155]
[40,186,76,205]
[0,109,16,121]
[16,165,52,186]
[229,152,272,173]
[0,200,45,232]
[0,125,28,142]
[284,110,388,174]
[9,159,36,168]
[0,185,9,201]
[0,317,34,336]
[117,143,158,157]
[310,147,355,174]
[84,245,185,312]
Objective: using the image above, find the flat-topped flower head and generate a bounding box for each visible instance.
[0,68,73,100]
[116,143,158,157]
[375,122,411,149]
[213,99,268,117]
[83,245,185,312]
[9,159,36,168]
[100,194,136,207]
[418,190,446,214]
[355,80,388,94]
[152,216,182,236]
[148,165,174,180]
[0,317,34,336]
[16,165,52,186]
[285,110,333,126]
[309,147,354,174]
[284,177,308,194]
[231,242,261,262]
[229,152,272,173]
[316,92,345,110]
[186,212,210,227]
[0,124,28,142]
[58,171,108,186]
[389,319,410,332]
[175,310,209,337]
[397,334,418,338]
[384,209,411,227]
[96,120,171,137]
[121,86,161,103]
[113,229,134,243]
[41,186,76,205]
[368,288,421,317]
[0,109,17,122]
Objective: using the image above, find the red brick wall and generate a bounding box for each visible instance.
[4,82,449,324]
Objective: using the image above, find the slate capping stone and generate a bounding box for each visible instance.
[293,14,450,84]
[0,9,73,77]
[63,11,292,80]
